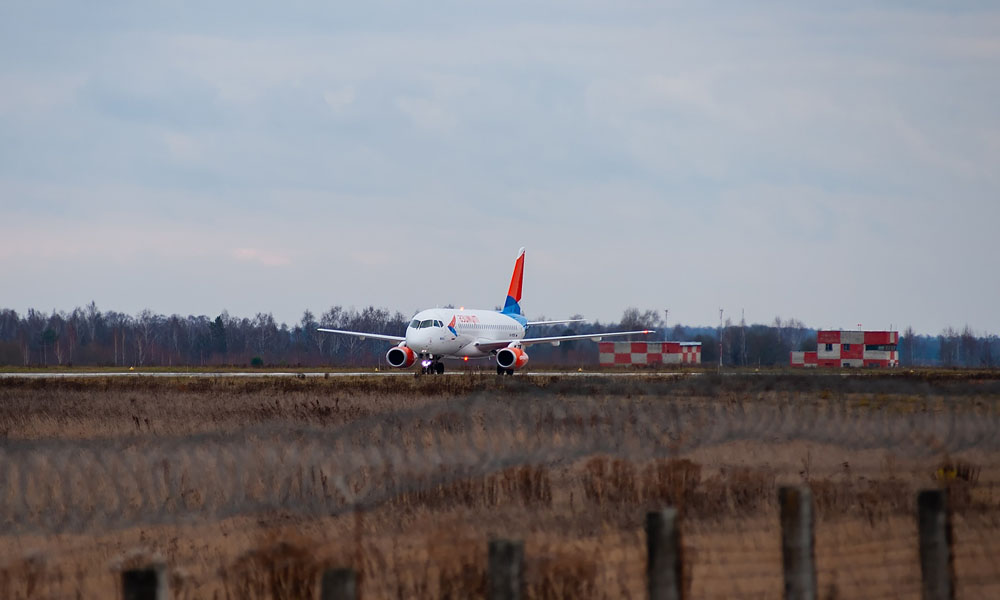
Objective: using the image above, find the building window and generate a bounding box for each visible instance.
[843,343,851,351]
[865,344,898,351]
[825,344,833,351]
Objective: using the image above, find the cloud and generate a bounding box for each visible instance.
[2,2,1000,333]
[323,86,356,114]
[347,249,396,267]
[0,73,84,116]
[162,131,202,161]
[394,96,455,131]
[231,247,291,267]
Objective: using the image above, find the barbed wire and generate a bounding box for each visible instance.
[1,394,999,534]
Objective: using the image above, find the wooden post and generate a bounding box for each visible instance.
[779,486,816,600]
[320,568,357,600]
[646,508,683,600]
[121,564,167,600]
[488,538,523,600]
[918,489,954,600]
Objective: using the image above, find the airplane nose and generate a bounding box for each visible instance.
[419,335,433,352]
[407,332,431,353]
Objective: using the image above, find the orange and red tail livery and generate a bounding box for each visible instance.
[502,247,525,315]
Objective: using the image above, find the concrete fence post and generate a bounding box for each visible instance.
[779,486,816,600]
[646,508,683,600]
[918,489,954,600]
[488,538,523,600]
[320,568,357,600]
[121,564,168,600]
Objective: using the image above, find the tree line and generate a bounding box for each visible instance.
[0,304,996,368]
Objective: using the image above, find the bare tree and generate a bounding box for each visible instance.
[960,326,979,367]
[21,309,47,366]
[619,307,663,340]
[47,311,66,365]
[903,326,916,366]
[984,335,997,368]
[85,301,100,346]
[299,310,322,362]
[104,312,131,367]
[0,310,20,345]
[136,309,160,366]
[8,302,999,370]
[940,327,958,366]
[66,315,79,364]
[16,320,30,366]
[252,313,278,361]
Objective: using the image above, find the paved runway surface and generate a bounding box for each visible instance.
[0,370,696,379]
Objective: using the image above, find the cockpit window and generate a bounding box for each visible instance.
[409,319,420,329]
[434,320,443,327]
[419,319,434,328]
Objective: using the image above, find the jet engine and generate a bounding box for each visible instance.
[496,347,529,370]
[386,345,416,368]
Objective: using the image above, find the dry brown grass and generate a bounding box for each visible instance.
[221,539,319,600]
[0,553,46,600]
[385,465,554,512]
[1,374,999,598]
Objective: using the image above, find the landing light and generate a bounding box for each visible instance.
[421,359,432,367]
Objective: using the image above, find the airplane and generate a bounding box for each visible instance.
[318,248,654,375]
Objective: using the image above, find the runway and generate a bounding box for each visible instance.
[0,370,697,379]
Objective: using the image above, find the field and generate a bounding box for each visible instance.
[1,372,999,599]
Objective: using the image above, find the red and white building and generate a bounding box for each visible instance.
[599,341,702,367]
[791,330,899,368]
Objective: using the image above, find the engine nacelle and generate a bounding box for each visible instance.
[496,347,529,370]
[386,345,416,368]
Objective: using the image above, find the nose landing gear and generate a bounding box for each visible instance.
[496,365,515,376]
[418,357,445,375]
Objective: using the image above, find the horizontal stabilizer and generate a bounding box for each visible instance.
[520,329,654,346]
[475,329,654,352]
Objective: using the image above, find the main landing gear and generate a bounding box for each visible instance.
[418,359,445,375]
[496,365,515,376]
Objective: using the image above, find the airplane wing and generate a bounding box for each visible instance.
[475,330,654,352]
[526,319,585,326]
[317,328,406,343]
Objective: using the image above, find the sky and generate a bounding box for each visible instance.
[1,2,998,335]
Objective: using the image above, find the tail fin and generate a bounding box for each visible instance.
[502,247,525,315]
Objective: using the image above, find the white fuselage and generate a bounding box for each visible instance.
[404,308,525,358]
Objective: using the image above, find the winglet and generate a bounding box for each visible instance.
[502,247,525,315]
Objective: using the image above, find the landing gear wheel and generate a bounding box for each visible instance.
[497,365,505,375]
[435,362,444,375]
[506,368,514,376]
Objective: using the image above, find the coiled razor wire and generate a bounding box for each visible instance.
[1,395,998,534]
